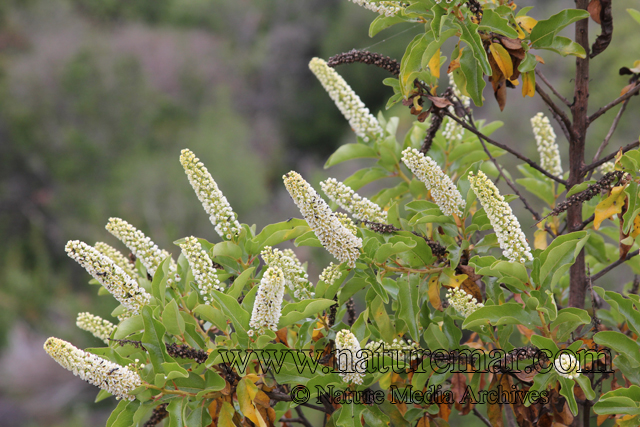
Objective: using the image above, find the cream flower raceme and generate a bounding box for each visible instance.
[261,246,313,300]
[348,0,405,17]
[179,236,223,302]
[319,262,343,286]
[364,338,420,361]
[335,329,365,385]
[106,218,175,278]
[44,337,141,401]
[531,112,563,178]
[554,353,580,380]
[320,178,387,223]
[599,161,616,175]
[445,288,484,317]
[65,240,151,319]
[468,171,533,263]
[442,74,467,143]
[76,312,116,344]
[180,148,241,240]
[283,171,362,268]
[309,58,382,141]
[401,148,466,216]
[94,242,137,279]
[249,267,286,335]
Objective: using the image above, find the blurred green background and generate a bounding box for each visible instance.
[0,0,638,425]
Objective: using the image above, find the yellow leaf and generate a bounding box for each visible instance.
[237,378,267,427]
[534,229,548,250]
[448,274,468,288]
[429,48,441,79]
[522,70,535,97]
[516,16,538,33]
[489,43,513,79]
[428,275,442,311]
[218,402,237,427]
[631,214,640,238]
[508,78,520,86]
[594,186,627,230]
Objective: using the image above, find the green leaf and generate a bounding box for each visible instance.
[550,308,590,341]
[167,398,185,427]
[575,374,596,400]
[370,296,395,342]
[343,167,389,191]
[114,315,143,340]
[558,377,578,415]
[537,36,586,58]
[212,241,242,260]
[455,21,492,76]
[247,219,310,254]
[336,404,365,427]
[624,182,640,234]
[399,33,430,96]
[628,9,640,25]
[163,299,185,336]
[227,267,255,299]
[458,45,486,106]
[518,53,538,73]
[369,14,408,37]
[362,406,391,427]
[516,177,555,206]
[600,290,640,337]
[397,276,420,341]
[151,257,171,306]
[325,144,379,169]
[479,9,519,38]
[463,303,540,329]
[106,400,140,427]
[536,231,589,289]
[278,299,335,328]
[194,304,228,332]
[530,9,590,48]
[374,239,416,263]
[425,323,450,350]
[594,331,640,366]
[209,290,250,336]
[141,306,172,372]
[595,387,640,416]
[531,334,560,353]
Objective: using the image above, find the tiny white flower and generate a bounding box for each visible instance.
[283,172,362,268]
[249,267,286,334]
[76,313,116,344]
[261,246,313,300]
[335,330,365,385]
[468,171,533,263]
[94,242,137,279]
[180,149,241,240]
[401,148,466,216]
[106,218,176,278]
[599,161,616,175]
[445,288,484,318]
[65,240,151,320]
[44,337,142,401]
[179,236,223,302]
[531,113,563,178]
[554,353,580,380]
[320,178,387,224]
[347,0,405,17]
[309,58,382,141]
[319,262,343,287]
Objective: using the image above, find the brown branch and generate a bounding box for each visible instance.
[265,390,329,414]
[592,249,640,282]
[472,408,493,427]
[327,49,400,76]
[536,83,574,136]
[443,111,567,185]
[587,100,629,179]
[294,406,315,427]
[588,83,640,125]
[590,0,613,59]
[582,139,640,174]
[576,214,595,231]
[536,69,571,106]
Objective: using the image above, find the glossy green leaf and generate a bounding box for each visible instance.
[278,298,335,328]
[397,276,420,341]
[537,36,586,58]
[594,331,640,365]
[325,144,379,169]
[479,9,519,38]
[163,299,185,336]
[530,9,590,48]
[463,303,540,329]
[455,21,492,76]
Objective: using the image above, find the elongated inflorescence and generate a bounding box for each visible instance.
[94,241,137,279]
[179,236,223,302]
[531,112,563,178]
[106,218,175,278]
[44,337,142,401]
[320,178,387,223]
[76,312,116,344]
[283,171,362,268]
[335,329,365,385]
[445,288,484,317]
[347,0,405,17]
[180,149,241,240]
[319,262,343,286]
[468,171,533,263]
[401,148,466,216]
[309,58,382,142]
[261,246,313,299]
[249,267,286,335]
[65,240,151,319]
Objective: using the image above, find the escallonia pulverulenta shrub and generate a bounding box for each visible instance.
[45,1,640,426]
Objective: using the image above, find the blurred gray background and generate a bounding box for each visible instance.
[0,0,638,425]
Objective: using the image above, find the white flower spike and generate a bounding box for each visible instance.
[261,246,313,300]
[468,171,533,263]
[531,113,563,178]
[335,329,365,385]
[65,240,151,319]
[94,242,137,279]
[309,58,382,142]
[179,236,223,302]
[76,312,117,344]
[283,171,362,268]
[401,148,466,216]
[180,148,241,240]
[348,0,404,17]
[445,288,484,317]
[44,337,142,401]
[249,266,286,334]
[320,178,387,224]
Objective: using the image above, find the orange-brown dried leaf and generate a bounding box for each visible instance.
[588,0,602,24]
[438,403,451,422]
[428,275,442,311]
[451,373,467,411]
